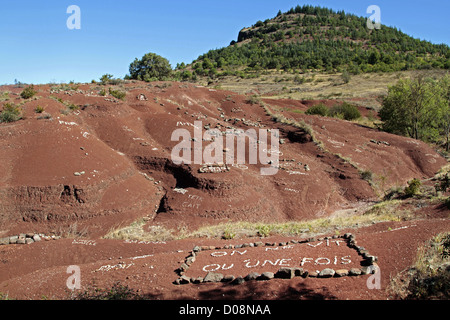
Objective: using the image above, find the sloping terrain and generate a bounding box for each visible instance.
[0,81,445,237]
[0,81,448,300]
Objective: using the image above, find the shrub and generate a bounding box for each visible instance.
[20,85,37,99]
[68,104,79,111]
[0,103,22,123]
[35,105,45,113]
[404,178,421,197]
[329,102,361,120]
[72,282,143,300]
[246,95,261,105]
[305,103,329,117]
[341,70,351,84]
[360,170,373,183]
[444,197,450,210]
[100,74,113,85]
[109,88,126,100]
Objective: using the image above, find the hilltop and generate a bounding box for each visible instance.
[180,5,449,80]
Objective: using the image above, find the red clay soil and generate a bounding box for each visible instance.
[0,81,448,300]
[0,206,448,300]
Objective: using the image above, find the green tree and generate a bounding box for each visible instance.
[436,75,450,150]
[380,75,446,143]
[128,52,173,81]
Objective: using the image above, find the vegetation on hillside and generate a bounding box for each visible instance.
[178,5,449,80]
[380,74,450,150]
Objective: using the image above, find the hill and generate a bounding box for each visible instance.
[0,80,448,301]
[180,5,449,79]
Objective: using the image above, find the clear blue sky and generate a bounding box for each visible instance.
[0,0,448,84]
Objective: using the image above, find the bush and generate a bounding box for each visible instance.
[20,85,37,99]
[329,102,361,120]
[360,170,373,183]
[99,74,113,84]
[341,70,351,84]
[0,103,22,123]
[246,95,261,105]
[109,88,126,100]
[128,52,173,81]
[404,178,421,197]
[34,105,45,113]
[305,103,329,117]
[72,282,143,300]
[444,197,450,210]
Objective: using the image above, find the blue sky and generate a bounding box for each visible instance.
[0,0,449,84]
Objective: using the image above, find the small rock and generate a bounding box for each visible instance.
[319,268,335,278]
[192,246,201,252]
[335,269,349,277]
[231,276,245,285]
[293,267,304,277]
[25,238,34,244]
[0,237,9,245]
[32,234,42,242]
[308,271,319,278]
[349,268,362,276]
[360,267,372,275]
[244,272,260,281]
[258,272,274,280]
[222,275,235,282]
[192,277,204,284]
[186,256,195,265]
[204,272,224,283]
[275,267,295,279]
[9,236,18,244]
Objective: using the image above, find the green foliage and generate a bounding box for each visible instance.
[34,105,45,113]
[100,74,113,84]
[341,70,351,83]
[20,85,37,99]
[0,103,22,123]
[246,94,261,105]
[329,102,361,120]
[404,178,421,197]
[380,75,449,147]
[128,52,173,81]
[108,88,126,100]
[190,5,449,76]
[305,103,329,116]
[360,170,373,183]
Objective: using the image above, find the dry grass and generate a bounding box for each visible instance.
[103,200,409,242]
[388,232,450,300]
[204,69,448,111]
[189,200,406,239]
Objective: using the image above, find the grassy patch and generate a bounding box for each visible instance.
[70,282,144,300]
[103,219,175,242]
[0,103,22,123]
[389,232,450,300]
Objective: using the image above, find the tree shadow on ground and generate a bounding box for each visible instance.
[197,280,337,300]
